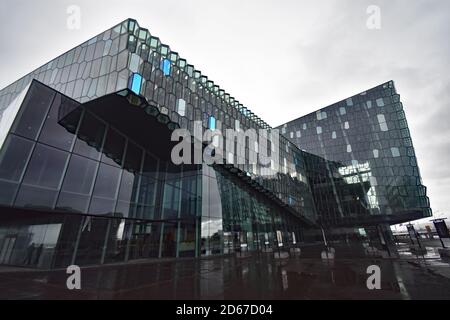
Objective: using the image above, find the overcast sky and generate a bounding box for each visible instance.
[0,0,449,223]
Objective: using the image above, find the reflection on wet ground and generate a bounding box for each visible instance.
[1,245,450,299]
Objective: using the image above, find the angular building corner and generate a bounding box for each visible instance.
[0,19,431,268]
[276,81,431,226]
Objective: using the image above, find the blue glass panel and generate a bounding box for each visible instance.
[162,59,171,76]
[208,116,216,130]
[129,73,142,95]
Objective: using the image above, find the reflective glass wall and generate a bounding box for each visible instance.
[0,80,310,269]
[0,80,200,267]
[202,165,306,256]
[277,81,431,227]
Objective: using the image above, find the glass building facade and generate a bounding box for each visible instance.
[277,82,431,228]
[0,19,430,269]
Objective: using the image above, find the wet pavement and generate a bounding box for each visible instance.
[1,243,450,299]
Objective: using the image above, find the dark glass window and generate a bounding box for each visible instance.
[178,222,196,257]
[53,214,83,268]
[61,155,98,194]
[103,219,128,263]
[115,200,136,218]
[116,170,139,218]
[73,111,106,161]
[123,142,142,174]
[127,222,161,260]
[0,135,35,206]
[21,143,69,189]
[75,216,109,265]
[208,176,222,219]
[136,175,158,219]
[101,127,126,167]
[39,94,80,151]
[15,185,59,209]
[89,197,115,215]
[165,167,182,189]
[92,163,121,199]
[0,180,19,206]
[56,191,90,213]
[161,222,176,257]
[118,170,139,203]
[161,183,180,220]
[0,211,67,268]
[0,134,34,182]
[142,153,158,179]
[181,190,197,218]
[12,82,55,140]
[57,97,82,134]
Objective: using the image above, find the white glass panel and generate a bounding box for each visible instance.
[347,144,352,153]
[391,147,400,157]
[373,149,379,158]
[376,98,385,107]
[176,98,186,116]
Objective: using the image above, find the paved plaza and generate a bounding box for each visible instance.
[1,241,450,300]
